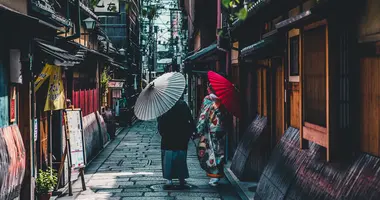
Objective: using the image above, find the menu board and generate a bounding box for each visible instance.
[65,109,86,169]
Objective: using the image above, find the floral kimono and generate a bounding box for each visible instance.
[195,95,226,177]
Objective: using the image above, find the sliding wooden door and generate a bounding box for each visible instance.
[302,20,329,159]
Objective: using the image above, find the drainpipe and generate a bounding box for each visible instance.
[65,0,81,40]
[217,0,221,31]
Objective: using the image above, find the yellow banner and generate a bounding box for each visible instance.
[34,64,54,92]
[44,65,66,111]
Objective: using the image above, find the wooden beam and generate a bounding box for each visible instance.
[304,19,327,31]
[281,58,285,135]
[303,125,328,148]
[325,22,330,161]
[299,27,306,149]
[359,33,380,43]
[304,122,327,133]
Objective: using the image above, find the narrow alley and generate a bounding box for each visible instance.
[58,121,241,200]
[3,1,380,200]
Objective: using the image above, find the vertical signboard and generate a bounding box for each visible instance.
[65,109,86,169]
[34,119,38,142]
[9,86,16,123]
[64,109,86,183]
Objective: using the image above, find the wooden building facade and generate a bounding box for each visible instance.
[181,0,380,198]
[1,0,138,199]
[225,0,358,181]
[0,1,65,199]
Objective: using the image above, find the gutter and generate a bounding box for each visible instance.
[65,0,81,40]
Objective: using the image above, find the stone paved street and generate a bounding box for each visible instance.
[58,121,240,200]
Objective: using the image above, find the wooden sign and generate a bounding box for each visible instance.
[56,108,86,195]
[94,0,120,14]
[108,81,124,88]
[65,109,86,169]
[33,119,38,142]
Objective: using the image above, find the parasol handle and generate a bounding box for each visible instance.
[148,82,155,89]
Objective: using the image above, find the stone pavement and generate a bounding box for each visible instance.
[58,120,241,200]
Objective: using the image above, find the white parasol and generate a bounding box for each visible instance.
[134,72,186,120]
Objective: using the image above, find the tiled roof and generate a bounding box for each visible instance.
[184,43,218,62]
[232,0,271,30]
[36,40,82,66]
[240,36,276,57]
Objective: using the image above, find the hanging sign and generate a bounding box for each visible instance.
[94,0,120,14]
[34,63,55,92]
[44,65,66,111]
[34,119,38,142]
[108,81,124,88]
[9,86,16,123]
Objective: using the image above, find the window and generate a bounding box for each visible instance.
[289,36,299,76]
[288,29,300,82]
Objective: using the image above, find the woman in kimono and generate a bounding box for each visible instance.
[157,95,195,189]
[194,86,227,186]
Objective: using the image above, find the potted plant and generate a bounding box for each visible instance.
[36,167,58,200]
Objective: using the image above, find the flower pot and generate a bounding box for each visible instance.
[38,192,52,200]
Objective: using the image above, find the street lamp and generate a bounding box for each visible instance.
[83,17,96,30]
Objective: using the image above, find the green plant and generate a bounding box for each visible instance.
[36,167,58,194]
[141,5,163,20]
[100,66,111,96]
[221,0,251,21]
[125,2,130,12]
[89,0,100,9]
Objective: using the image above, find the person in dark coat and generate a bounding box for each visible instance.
[157,97,195,189]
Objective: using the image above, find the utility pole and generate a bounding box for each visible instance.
[154,26,158,73]
[169,8,174,66]
[140,0,145,85]
[148,12,153,81]
[170,3,181,72]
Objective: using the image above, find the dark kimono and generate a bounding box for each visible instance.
[195,95,227,177]
[157,100,195,180]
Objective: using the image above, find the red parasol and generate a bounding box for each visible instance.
[207,71,241,118]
